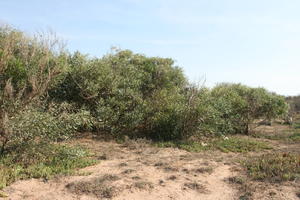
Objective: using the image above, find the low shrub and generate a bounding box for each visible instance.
[244,152,300,182]
[213,136,272,153]
[0,143,96,189]
[289,132,300,142]
[1,104,94,154]
[66,174,120,198]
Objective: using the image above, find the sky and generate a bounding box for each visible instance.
[0,0,299,96]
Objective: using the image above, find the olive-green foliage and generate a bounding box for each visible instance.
[5,104,93,149]
[244,152,300,182]
[0,143,96,189]
[0,25,69,152]
[0,25,67,103]
[0,24,290,145]
[50,52,288,139]
[286,95,300,113]
[213,137,272,153]
[211,83,288,134]
[51,49,201,140]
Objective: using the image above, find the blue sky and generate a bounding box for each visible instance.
[0,0,299,96]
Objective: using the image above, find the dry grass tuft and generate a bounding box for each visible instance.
[167,175,177,180]
[226,176,253,200]
[122,169,135,174]
[122,137,151,150]
[183,182,208,193]
[133,181,154,190]
[194,167,214,174]
[66,174,120,198]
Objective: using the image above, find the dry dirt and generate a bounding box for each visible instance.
[2,135,300,200]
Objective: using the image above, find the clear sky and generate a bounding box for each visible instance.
[0,0,299,96]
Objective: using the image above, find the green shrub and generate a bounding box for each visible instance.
[213,136,272,153]
[50,49,203,140]
[286,95,300,114]
[0,25,68,152]
[211,83,288,134]
[244,152,300,182]
[0,143,96,189]
[0,24,290,145]
[289,132,300,142]
[1,104,94,154]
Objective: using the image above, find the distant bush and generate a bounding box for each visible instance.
[286,95,300,114]
[210,83,288,134]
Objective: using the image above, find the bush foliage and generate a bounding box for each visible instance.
[0,143,96,189]
[0,24,289,149]
[244,152,300,182]
[0,24,291,189]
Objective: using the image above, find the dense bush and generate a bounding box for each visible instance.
[50,50,193,140]
[286,95,300,114]
[4,104,93,151]
[0,25,84,154]
[49,51,288,139]
[210,83,288,134]
[1,24,290,146]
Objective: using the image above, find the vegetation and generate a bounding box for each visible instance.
[0,24,292,190]
[211,83,288,135]
[0,143,96,189]
[213,136,272,153]
[66,174,120,198]
[0,25,96,188]
[286,95,300,114]
[155,136,271,153]
[253,115,300,142]
[244,152,300,182]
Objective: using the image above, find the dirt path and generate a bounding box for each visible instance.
[3,137,299,200]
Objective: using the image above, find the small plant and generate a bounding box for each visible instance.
[155,141,210,152]
[167,175,177,180]
[66,174,120,198]
[289,132,300,142]
[194,167,214,174]
[0,143,96,189]
[213,136,272,153]
[244,152,300,182]
[183,182,207,193]
[227,176,247,185]
[226,176,253,200]
[122,169,135,174]
[133,181,154,190]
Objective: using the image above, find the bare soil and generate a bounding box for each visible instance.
[2,128,300,200]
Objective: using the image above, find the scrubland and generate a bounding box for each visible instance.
[0,25,299,199]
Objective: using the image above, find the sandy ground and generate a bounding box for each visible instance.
[2,136,300,200]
